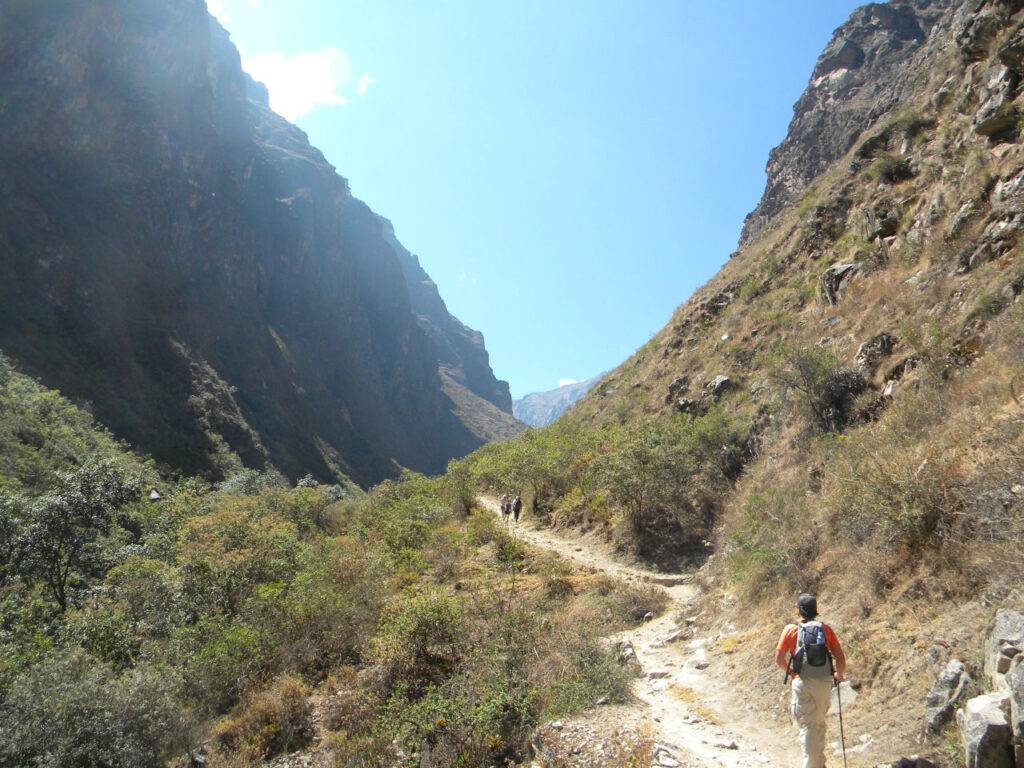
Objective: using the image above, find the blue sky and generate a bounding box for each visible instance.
[207,0,863,399]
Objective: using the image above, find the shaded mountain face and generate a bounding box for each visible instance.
[513,374,605,427]
[0,0,516,487]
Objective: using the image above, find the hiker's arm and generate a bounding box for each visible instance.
[775,646,790,672]
[775,626,793,671]
[832,643,846,682]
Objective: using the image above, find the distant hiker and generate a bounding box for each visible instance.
[499,493,510,520]
[775,593,847,768]
[512,494,522,522]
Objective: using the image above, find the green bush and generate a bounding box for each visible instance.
[767,345,866,432]
[724,488,818,595]
[214,675,312,760]
[541,639,632,719]
[370,590,467,699]
[244,538,391,677]
[11,460,143,611]
[0,651,187,768]
[829,414,962,554]
[383,674,535,768]
[172,617,262,715]
[866,154,914,183]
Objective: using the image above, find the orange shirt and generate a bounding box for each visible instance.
[776,622,841,659]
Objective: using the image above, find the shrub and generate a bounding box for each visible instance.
[12,460,142,611]
[177,494,301,615]
[541,638,633,718]
[0,651,187,768]
[965,291,1007,323]
[867,154,915,183]
[173,616,262,715]
[723,488,819,596]
[767,345,866,432]
[829,406,965,555]
[245,537,391,676]
[369,590,467,699]
[214,675,312,760]
[383,674,535,768]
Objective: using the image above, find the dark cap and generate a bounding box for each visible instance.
[797,594,818,619]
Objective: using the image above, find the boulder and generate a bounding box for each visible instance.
[1006,656,1024,767]
[956,692,1014,768]
[925,659,972,732]
[616,640,642,672]
[821,263,860,305]
[814,39,866,77]
[985,609,1024,690]
[997,28,1024,70]
[672,397,701,416]
[855,332,897,374]
[666,375,690,404]
[956,12,1002,61]
[975,101,1019,139]
[703,375,735,400]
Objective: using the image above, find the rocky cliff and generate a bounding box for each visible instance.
[0,0,518,487]
[740,0,953,244]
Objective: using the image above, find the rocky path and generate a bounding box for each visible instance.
[483,499,795,768]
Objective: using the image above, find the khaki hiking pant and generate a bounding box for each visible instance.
[790,675,833,768]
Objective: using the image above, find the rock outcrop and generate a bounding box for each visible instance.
[926,659,973,731]
[740,1,952,244]
[0,0,518,486]
[986,608,1024,689]
[956,692,1015,768]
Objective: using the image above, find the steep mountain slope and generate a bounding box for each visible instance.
[559,1,1024,761]
[578,0,1023,436]
[513,374,605,427]
[0,0,518,487]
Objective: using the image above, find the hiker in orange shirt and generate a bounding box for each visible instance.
[775,594,847,768]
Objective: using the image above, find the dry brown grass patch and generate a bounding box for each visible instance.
[212,675,312,762]
[669,684,720,723]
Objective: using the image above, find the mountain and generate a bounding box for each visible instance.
[0,0,519,488]
[513,374,605,427]
[577,0,1022,432]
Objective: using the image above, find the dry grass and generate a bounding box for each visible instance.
[669,684,720,724]
[211,675,311,762]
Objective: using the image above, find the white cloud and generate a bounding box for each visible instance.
[558,379,577,387]
[206,0,227,21]
[242,46,352,120]
[356,73,374,96]
[248,0,260,6]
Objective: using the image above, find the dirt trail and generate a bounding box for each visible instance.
[482,498,796,768]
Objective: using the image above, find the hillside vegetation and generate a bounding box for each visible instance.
[0,354,666,768]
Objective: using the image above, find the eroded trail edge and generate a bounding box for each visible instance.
[482,498,793,768]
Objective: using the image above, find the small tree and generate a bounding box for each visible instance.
[596,422,693,529]
[767,345,865,432]
[15,461,141,611]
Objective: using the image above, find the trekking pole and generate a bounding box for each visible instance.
[835,678,848,768]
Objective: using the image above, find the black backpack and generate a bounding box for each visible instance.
[792,621,833,678]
